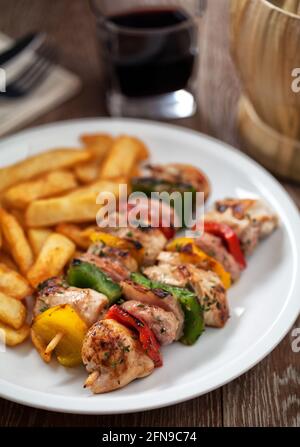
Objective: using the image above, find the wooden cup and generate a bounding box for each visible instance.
[230,0,300,181]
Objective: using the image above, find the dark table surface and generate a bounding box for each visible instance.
[0,0,299,427]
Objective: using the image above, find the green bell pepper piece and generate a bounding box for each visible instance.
[67,259,122,304]
[130,272,153,288]
[131,177,196,226]
[131,177,196,196]
[131,272,204,345]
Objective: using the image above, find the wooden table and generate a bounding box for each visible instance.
[0,0,299,427]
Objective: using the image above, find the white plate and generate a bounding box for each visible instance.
[0,118,299,415]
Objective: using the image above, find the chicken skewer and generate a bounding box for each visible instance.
[31,194,278,395]
[32,235,168,385]
[205,198,278,255]
[81,196,278,394]
[74,223,204,391]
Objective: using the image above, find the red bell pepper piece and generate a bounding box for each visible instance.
[105,305,163,367]
[203,221,247,269]
[159,226,176,240]
[125,200,176,240]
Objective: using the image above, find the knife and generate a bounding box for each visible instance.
[0,32,43,67]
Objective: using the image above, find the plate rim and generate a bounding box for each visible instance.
[0,117,299,414]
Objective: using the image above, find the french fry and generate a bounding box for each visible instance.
[135,139,149,161]
[55,223,91,249]
[0,148,91,192]
[100,136,148,179]
[27,233,75,287]
[0,291,27,329]
[81,133,148,161]
[82,139,114,166]
[80,133,114,152]
[3,170,78,210]
[68,179,125,197]
[75,136,115,184]
[30,328,51,363]
[0,322,30,346]
[26,192,104,227]
[28,228,53,257]
[0,208,34,275]
[130,166,141,177]
[1,234,11,254]
[26,181,121,227]
[0,252,18,271]
[0,263,32,300]
[10,209,25,228]
[74,163,100,184]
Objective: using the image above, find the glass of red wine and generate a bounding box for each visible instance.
[90,0,206,119]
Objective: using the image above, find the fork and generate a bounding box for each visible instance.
[0,40,56,98]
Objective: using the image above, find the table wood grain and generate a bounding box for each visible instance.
[0,0,299,427]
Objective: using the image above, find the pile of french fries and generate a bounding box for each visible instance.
[0,133,148,349]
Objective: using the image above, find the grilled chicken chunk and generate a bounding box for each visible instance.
[79,252,131,282]
[88,243,138,273]
[144,259,229,328]
[82,318,154,393]
[121,300,179,345]
[206,198,278,255]
[196,232,241,282]
[205,209,259,255]
[109,227,167,266]
[239,199,278,239]
[146,163,210,200]
[34,277,109,326]
[121,279,184,339]
[185,264,229,328]
[145,254,189,287]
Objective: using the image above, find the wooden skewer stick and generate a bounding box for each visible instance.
[84,371,99,388]
[31,328,51,363]
[44,332,64,355]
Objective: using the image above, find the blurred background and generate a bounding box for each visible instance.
[0,0,240,148]
[2,0,300,182]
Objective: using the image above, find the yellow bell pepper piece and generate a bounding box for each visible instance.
[166,237,231,289]
[90,231,144,265]
[31,304,87,367]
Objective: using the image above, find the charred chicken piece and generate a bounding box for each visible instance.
[34,277,109,326]
[79,252,132,282]
[195,232,241,282]
[206,198,278,255]
[110,227,167,266]
[205,209,259,256]
[82,318,154,393]
[120,279,184,340]
[87,243,138,273]
[121,300,180,346]
[144,257,229,328]
[143,163,210,200]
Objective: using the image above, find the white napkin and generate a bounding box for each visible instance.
[0,32,82,137]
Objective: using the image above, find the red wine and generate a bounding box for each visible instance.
[103,8,197,98]
[110,8,189,29]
